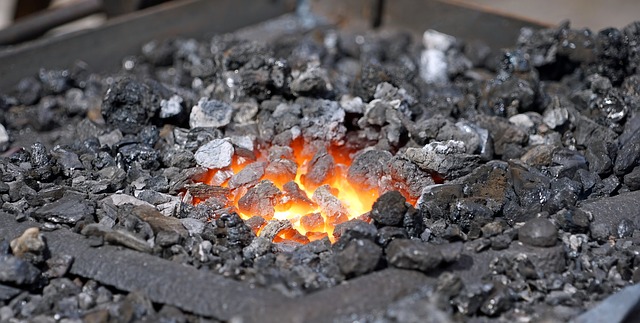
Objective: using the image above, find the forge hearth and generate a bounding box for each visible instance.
[2,1,640,322]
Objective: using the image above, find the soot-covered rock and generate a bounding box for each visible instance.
[10,228,47,264]
[194,139,234,169]
[189,99,233,128]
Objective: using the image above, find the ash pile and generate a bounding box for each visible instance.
[1,16,640,322]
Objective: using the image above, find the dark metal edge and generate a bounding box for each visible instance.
[381,0,551,50]
[0,0,296,92]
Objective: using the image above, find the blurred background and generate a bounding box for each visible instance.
[0,0,171,44]
[457,0,640,30]
[1,0,639,46]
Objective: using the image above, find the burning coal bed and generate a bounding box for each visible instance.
[189,137,387,244]
[3,16,640,323]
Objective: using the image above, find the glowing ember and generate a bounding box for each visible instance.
[191,138,380,243]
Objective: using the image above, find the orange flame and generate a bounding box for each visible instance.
[192,137,380,243]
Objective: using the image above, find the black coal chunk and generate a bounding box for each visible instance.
[238,180,281,220]
[386,239,446,272]
[347,149,392,191]
[624,166,640,190]
[405,140,480,179]
[478,76,536,117]
[585,140,616,175]
[211,213,254,249]
[300,147,334,191]
[553,208,590,233]
[0,254,41,286]
[472,115,528,157]
[544,177,581,214]
[51,146,84,177]
[376,226,409,247]
[280,181,316,215]
[383,156,435,200]
[336,239,382,277]
[117,144,160,170]
[265,159,297,184]
[449,199,494,233]
[333,219,378,250]
[614,131,640,176]
[549,149,588,179]
[82,224,153,253]
[28,142,56,181]
[228,161,266,189]
[453,161,512,215]
[14,77,42,106]
[39,68,71,95]
[595,28,628,85]
[312,185,348,226]
[507,161,551,221]
[370,191,408,227]
[34,194,95,225]
[101,78,161,134]
[518,218,558,247]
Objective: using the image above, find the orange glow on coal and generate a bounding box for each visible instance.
[193,138,380,243]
